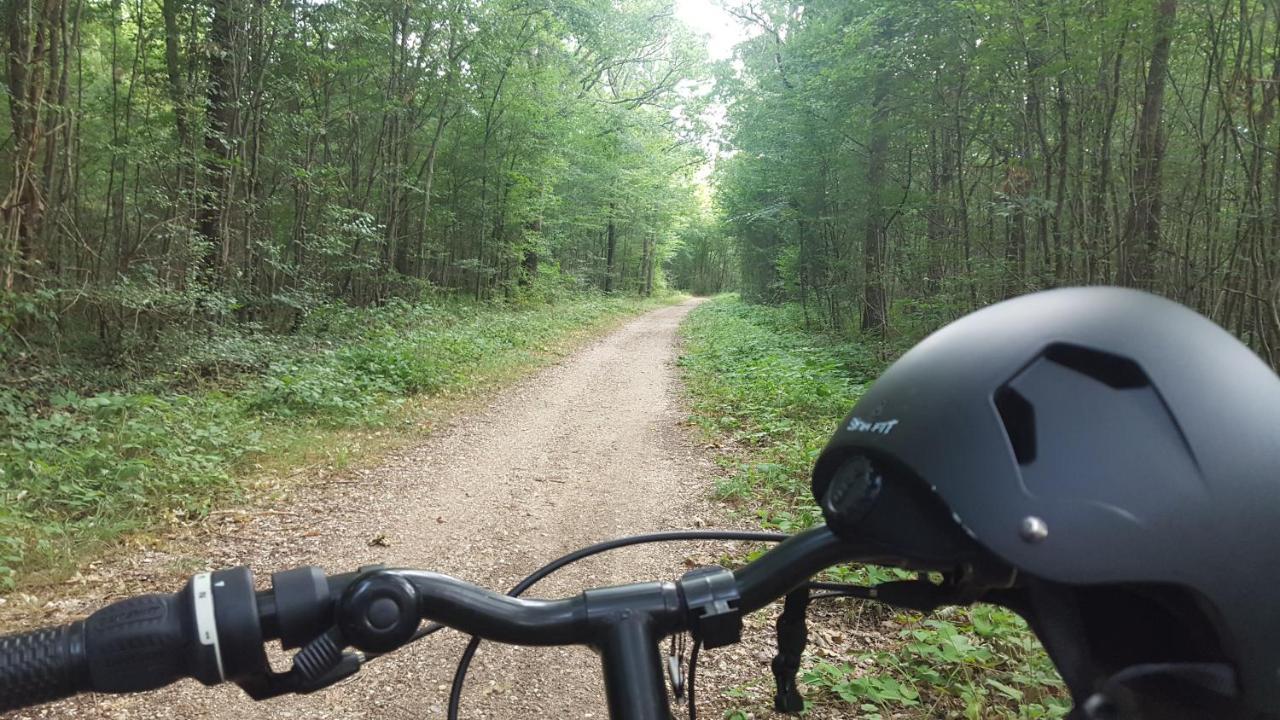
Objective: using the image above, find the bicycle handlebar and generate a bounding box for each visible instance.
[0,526,870,717]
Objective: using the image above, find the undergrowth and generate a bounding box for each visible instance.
[0,293,672,588]
[679,295,1068,720]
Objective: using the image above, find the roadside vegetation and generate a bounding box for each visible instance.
[2,0,710,590]
[680,296,1069,720]
[0,293,672,589]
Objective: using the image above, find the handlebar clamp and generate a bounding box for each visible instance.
[678,567,741,649]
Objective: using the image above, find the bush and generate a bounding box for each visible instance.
[678,296,873,529]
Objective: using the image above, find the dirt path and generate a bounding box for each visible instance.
[8,298,783,720]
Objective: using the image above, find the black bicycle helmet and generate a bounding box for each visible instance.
[811,286,1280,719]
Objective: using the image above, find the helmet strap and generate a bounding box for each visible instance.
[1083,662,1241,720]
[1022,580,1244,719]
[1024,579,1100,706]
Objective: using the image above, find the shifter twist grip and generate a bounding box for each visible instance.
[83,593,190,693]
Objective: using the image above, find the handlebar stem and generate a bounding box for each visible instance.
[598,617,669,720]
[583,581,684,720]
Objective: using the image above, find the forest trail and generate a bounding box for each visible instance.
[12,298,740,720]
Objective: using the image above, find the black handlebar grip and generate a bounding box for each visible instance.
[81,592,195,693]
[0,623,88,712]
[0,572,242,713]
[0,592,197,712]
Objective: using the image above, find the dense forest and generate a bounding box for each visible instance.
[2,1,1278,714]
[1,0,713,364]
[711,0,1280,366]
[7,0,1279,366]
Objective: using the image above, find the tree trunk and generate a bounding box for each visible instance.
[160,0,189,147]
[604,204,617,293]
[1053,67,1070,281]
[198,0,235,277]
[3,0,61,291]
[641,231,654,296]
[1087,26,1127,283]
[520,217,541,287]
[861,61,889,334]
[1121,0,1177,289]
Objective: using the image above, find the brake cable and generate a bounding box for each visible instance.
[355,527,877,720]
[443,529,787,720]
[807,580,879,602]
[686,637,703,720]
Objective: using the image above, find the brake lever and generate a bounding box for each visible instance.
[237,624,366,700]
[236,651,363,700]
[297,653,362,694]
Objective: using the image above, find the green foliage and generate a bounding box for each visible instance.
[2,0,710,367]
[0,388,249,588]
[715,0,1280,364]
[679,295,876,529]
[802,608,1069,719]
[0,294,666,588]
[680,296,1067,718]
[668,202,737,296]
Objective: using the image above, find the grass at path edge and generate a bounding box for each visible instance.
[1,293,682,590]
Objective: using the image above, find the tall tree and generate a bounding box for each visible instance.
[861,16,891,334]
[3,0,65,291]
[1121,0,1177,289]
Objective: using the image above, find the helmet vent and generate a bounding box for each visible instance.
[1044,344,1149,389]
[994,386,1037,465]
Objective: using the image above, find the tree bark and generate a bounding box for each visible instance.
[161,0,189,147]
[604,205,617,293]
[520,217,540,287]
[1121,0,1177,289]
[861,65,889,334]
[3,0,61,291]
[1086,25,1127,283]
[641,230,654,296]
[198,0,236,277]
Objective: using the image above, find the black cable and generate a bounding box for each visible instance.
[444,529,787,720]
[686,637,702,720]
[807,581,866,593]
[806,582,877,602]
[809,590,871,601]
